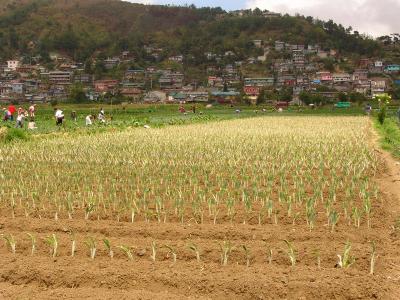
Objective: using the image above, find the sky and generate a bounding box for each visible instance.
[126,0,400,37]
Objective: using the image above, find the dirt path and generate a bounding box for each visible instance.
[370,124,400,298]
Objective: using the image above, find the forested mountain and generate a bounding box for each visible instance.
[0,0,384,64]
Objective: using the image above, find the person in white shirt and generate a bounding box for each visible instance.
[28,104,36,119]
[15,111,25,128]
[98,108,106,123]
[85,114,93,126]
[54,108,64,127]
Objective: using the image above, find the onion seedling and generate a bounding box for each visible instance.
[283,240,296,267]
[85,202,95,220]
[313,249,321,269]
[26,233,36,256]
[264,243,273,265]
[337,241,355,268]
[70,232,76,257]
[370,241,377,275]
[103,238,114,259]
[150,241,157,262]
[164,244,177,263]
[44,234,58,258]
[188,242,201,263]
[242,245,251,267]
[3,234,16,254]
[119,245,133,260]
[85,237,97,259]
[219,240,234,266]
[328,211,339,233]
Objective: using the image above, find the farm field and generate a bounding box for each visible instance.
[1,102,370,135]
[0,115,400,299]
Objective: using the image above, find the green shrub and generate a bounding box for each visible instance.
[2,127,29,143]
[50,99,58,107]
[378,105,386,124]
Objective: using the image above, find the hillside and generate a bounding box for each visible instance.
[0,0,383,64]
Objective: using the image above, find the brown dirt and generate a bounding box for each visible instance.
[1,126,400,299]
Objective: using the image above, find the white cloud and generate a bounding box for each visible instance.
[246,0,400,37]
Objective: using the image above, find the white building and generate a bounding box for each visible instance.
[332,73,351,83]
[7,60,20,71]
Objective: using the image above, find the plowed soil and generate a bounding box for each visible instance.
[1,127,400,299]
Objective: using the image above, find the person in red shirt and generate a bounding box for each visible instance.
[8,104,16,121]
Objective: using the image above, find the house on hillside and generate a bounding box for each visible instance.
[143,91,167,103]
[104,58,120,70]
[186,91,209,102]
[74,73,93,85]
[243,86,260,104]
[208,76,224,87]
[158,72,184,90]
[7,60,20,71]
[10,81,24,94]
[168,55,184,63]
[244,77,274,87]
[94,80,119,93]
[369,61,384,73]
[384,64,400,73]
[332,73,351,83]
[47,71,73,85]
[275,41,285,51]
[121,88,142,101]
[277,74,296,86]
[211,91,240,104]
[252,40,263,48]
[316,71,333,82]
[370,77,389,95]
[168,91,187,102]
[263,11,281,18]
[352,69,368,81]
[359,58,371,68]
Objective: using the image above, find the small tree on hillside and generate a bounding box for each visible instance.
[338,92,348,102]
[69,83,88,103]
[256,89,266,105]
[299,91,312,105]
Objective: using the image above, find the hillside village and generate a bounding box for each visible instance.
[0,6,399,106]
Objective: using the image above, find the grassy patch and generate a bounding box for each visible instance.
[373,116,400,158]
[0,127,29,143]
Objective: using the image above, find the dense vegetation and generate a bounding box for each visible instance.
[0,0,384,64]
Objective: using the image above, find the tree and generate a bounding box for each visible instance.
[322,58,335,72]
[69,84,88,103]
[256,89,266,105]
[94,60,106,80]
[84,59,93,74]
[348,92,366,103]
[338,92,348,102]
[392,86,400,100]
[278,87,293,102]
[312,94,325,105]
[243,94,251,105]
[223,82,228,92]
[299,91,312,105]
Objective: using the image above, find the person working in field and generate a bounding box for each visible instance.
[86,114,93,126]
[28,103,36,120]
[15,109,26,128]
[98,108,106,123]
[54,108,64,127]
[2,108,11,121]
[8,104,16,121]
[365,103,372,115]
[71,111,77,122]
